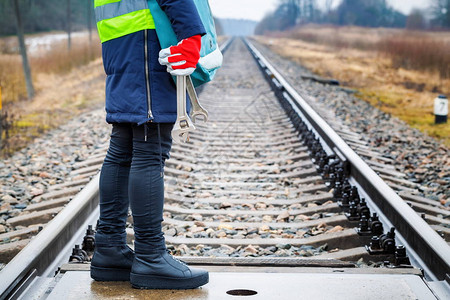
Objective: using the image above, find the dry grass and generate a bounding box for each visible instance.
[0,33,102,104]
[255,28,450,146]
[0,54,25,103]
[379,35,450,78]
[0,33,104,156]
[2,57,106,156]
[31,38,101,74]
[282,25,383,50]
[273,25,450,78]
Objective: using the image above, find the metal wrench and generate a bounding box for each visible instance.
[172,75,195,143]
[187,76,208,123]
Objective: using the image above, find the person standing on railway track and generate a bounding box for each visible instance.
[90,0,208,289]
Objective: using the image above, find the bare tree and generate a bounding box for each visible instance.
[12,0,34,99]
[406,9,426,30]
[325,0,334,14]
[294,0,316,22]
[67,0,72,50]
[430,0,450,27]
[308,0,317,21]
[87,0,92,44]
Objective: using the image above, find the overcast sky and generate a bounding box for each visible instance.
[209,0,432,21]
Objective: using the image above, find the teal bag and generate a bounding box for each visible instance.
[147,0,222,87]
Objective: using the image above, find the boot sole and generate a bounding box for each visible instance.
[130,272,209,289]
[90,265,131,281]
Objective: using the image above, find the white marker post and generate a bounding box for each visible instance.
[434,95,448,124]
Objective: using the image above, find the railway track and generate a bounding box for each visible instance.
[0,37,449,299]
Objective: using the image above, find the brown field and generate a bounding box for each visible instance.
[257,25,450,146]
[0,32,104,156]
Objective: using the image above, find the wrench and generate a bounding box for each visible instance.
[187,76,208,123]
[172,75,195,143]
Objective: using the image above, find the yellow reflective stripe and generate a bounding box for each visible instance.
[97,9,155,43]
[94,0,121,8]
[95,0,148,22]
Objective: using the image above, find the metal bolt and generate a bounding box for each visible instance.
[370,236,381,250]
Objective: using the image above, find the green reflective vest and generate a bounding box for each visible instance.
[94,0,156,43]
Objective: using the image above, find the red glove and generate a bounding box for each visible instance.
[158,35,202,76]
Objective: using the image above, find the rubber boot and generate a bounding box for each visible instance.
[130,250,209,289]
[90,245,134,281]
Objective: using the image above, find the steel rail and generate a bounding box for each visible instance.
[218,36,234,53]
[0,175,100,300]
[244,38,450,281]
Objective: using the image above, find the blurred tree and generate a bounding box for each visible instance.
[324,0,334,15]
[256,0,407,33]
[335,0,405,27]
[87,0,93,43]
[255,0,300,34]
[12,0,34,99]
[430,0,450,28]
[301,0,317,22]
[67,0,71,50]
[406,9,426,30]
[0,0,92,37]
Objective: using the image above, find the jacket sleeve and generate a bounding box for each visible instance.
[155,0,206,42]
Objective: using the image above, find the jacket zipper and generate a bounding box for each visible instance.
[144,29,153,120]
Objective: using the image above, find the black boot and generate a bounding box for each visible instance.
[129,124,208,289]
[90,245,134,281]
[91,123,134,281]
[130,250,209,289]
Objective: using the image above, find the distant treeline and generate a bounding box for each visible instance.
[217,19,257,36]
[1,1,226,38]
[0,0,93,37]
[256,0,450,34]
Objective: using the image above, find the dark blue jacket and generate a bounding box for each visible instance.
[102,0,206,124]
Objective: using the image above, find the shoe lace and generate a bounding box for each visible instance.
[166,249,188,267]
